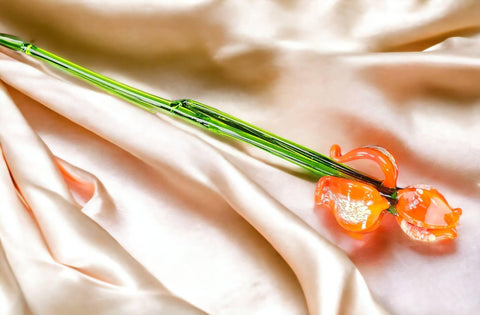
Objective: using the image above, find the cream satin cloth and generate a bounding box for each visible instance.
[0,1,479,314]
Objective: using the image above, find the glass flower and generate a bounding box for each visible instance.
[315,145,462,242]
[0,34,461,243]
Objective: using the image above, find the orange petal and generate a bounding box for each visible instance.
[329,144,398,188]
[315,176,390,233]
[396,217,457,242]
[396,185,462,229]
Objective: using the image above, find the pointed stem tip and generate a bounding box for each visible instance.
[0,33,25,51]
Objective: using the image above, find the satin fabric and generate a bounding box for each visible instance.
[0,1,479,314]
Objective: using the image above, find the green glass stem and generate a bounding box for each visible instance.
[0,33,396,197]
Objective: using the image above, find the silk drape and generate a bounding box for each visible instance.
[0,1,479,314]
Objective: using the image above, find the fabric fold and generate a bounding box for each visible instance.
[0,2,479,313]
[0,241,31,315]
[0,52,387,314]
[0,82,206,314]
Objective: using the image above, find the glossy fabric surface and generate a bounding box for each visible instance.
[0,1,479,314]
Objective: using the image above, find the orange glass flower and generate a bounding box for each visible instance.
[395,185,461,242]
[315,177,389,233]
[314,145,462,242]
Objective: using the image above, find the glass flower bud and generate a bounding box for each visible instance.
[315,145,462,242]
